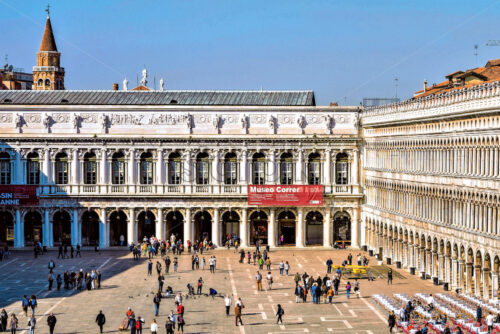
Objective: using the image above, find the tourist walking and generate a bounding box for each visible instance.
[266,272,273,290]
[197,277,203,295]
[235,299,244,326]
[224,295,232,315]
[177,314,185,334]
[29,295,37,316]
[387,269,393,285]
[255,271,263,291]
[285,261,290,276]
[154,292,161,316]
[165,318,174,334]
[388,311,396,333]
[279,261,284,275]
[9,313,18,334]
[150,319,158,334]
[96,311,106,333]
[346,281,351,299]
[0,309,7,332]
[276,304,284,324]
[47,312,56,334]
[147,260,153,276]
[27,315,36,334]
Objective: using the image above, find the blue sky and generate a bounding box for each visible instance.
[1,0,499,105]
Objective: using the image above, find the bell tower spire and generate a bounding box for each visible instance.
[33,6,65,90]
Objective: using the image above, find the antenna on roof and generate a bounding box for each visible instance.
[136,75,138,87]
[394,77,399,98]
[260,86,263,92]
[4,54,7,68]
[474,44,478,65]
[154,75,156,91]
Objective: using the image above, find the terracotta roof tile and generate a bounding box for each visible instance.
[39,17,57,52]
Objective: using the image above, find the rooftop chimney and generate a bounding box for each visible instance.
[423,79,428,93]
[112,83,119,91]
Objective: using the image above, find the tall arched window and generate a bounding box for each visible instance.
[280,152,294,185]
[335,153,349,185]
[0,152,11,184]
[308,152,321,185]
[251,152,266,185]
[44,79,51,88]
[224,152,238,185]
[111,152,126,185]
[196,152,210,185]
[26,152,40,185]
[139,152,154,185]
[83,152,97,185]
[55,152,69,184]
[168,152,182,185]
[37,79,43,88]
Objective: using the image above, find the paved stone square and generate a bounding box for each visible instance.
[0,248,446,334]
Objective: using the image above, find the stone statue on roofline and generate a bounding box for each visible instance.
[159,78,164,91]
[123,78,128,91]
[140,68,148,87]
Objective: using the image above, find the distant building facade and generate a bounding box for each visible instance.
[0,64,33,90]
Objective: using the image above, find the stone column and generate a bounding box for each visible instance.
[15,149,22,184]
[100,149,107,185]
[269,208,276,248]
[474,265,482,297]
[432,251,439,280]
[99,208,108,249]
[183,150,192,193]
[267,149,276,184]
[240,150,248,185]
[324,149,331,186]
[351,207,359,248]
[212,208,220,246]
[72,149,79,185]
[323,209,331,247]
[156,149,164,185]
[184,208,192,246]
[128,149,135,193]
[156,208,164,241]
[296,149,303,184]
[466,263,473,293]
[296,208,304,247]
[420,247,426,274]
[483,268,491,299]
[402,242,408,268]
[14,208,22,248]
[71,208,79,247]
[451,258,458,289]
[43,209,50,247]
[127,207,136,246]
[43,148,51,185]
[352,149,359,189]
[492,272,498,300]
[240,208,248,248]
[212,150,219,186]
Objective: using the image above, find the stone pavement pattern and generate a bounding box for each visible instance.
[0,249,445,333]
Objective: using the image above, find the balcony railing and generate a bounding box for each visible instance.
[40,183,360,196]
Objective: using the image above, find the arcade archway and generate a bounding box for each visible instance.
[109,210,127,246]
[0,211,14,246]
[250,211,268,245]
[222,210,240,245]
[138,210,156,241]
[333,211,351,246]
[53,210,71,246]
[278,211,295,245]
[24,211,42,246]
[194,211,212,242]
[166,211,184,242]
[81,210,99,246]
[306,211,323,245]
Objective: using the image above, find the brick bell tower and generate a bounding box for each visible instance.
[33,6,65,90]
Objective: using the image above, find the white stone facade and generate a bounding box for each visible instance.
[361,81,500,298]
[0,101,362,250]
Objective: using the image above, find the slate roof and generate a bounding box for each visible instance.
[0,90,316,106]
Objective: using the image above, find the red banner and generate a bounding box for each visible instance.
[0,185,39,206]
[248,185,323,206]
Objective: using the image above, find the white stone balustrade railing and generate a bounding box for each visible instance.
[38,183,359,196]
[362,81,500,125]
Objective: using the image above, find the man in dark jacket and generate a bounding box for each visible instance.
[388,311,396,333]
[96,310,106,333]
[47,312,57,334]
